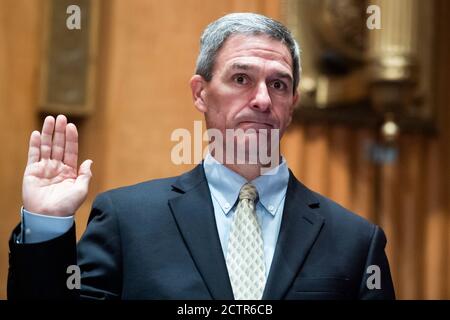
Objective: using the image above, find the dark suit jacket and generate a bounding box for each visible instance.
[8,164,395,299]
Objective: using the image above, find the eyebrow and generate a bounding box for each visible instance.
[230,63,253,70]
[229,63,293,83]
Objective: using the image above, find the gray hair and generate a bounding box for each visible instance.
[195,13,301,94]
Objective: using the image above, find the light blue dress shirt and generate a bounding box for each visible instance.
[21,154,290,278]
[20,207,74,243]
[203,153,289,277]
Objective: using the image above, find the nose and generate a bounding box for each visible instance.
[250,82,271,112]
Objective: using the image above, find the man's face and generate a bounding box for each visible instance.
[192,34,298,138]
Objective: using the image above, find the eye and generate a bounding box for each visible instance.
[233,74,249,85]
[270,80,287,91]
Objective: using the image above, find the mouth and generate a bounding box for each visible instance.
[237,121,274,129]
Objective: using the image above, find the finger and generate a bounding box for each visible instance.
[27,131,41,165]
[40,116,55,159]
[51,115,67,161]
[63,123,78,169]
[75,159,93,190]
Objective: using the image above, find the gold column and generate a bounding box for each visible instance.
[368,0,418,82]
[367,0,419,134]
[368,0,422,299]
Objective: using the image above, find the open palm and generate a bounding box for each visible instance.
[23,115,92,217]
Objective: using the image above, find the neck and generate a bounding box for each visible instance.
[209,150,282,181]
[223,163,263,181]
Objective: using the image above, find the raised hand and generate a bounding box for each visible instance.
[22,115,93,216]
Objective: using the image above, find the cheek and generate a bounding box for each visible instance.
[204,97,230,129]
[209,95,248,124]
[274,102,292,120]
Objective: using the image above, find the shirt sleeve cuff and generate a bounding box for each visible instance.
[20,207,74,244]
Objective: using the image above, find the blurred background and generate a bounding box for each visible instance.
[0,0,449,299]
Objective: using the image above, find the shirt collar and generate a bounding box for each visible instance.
[203,152,289,216]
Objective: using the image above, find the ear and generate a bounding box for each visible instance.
[287,91,299,127]
[190,75,208,113]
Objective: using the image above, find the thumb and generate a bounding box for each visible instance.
[75,159,93,190]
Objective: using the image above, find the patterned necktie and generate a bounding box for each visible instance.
[226,183,266,300]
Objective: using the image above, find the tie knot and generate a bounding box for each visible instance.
[239,183,258,202]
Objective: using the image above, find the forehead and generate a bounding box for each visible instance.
[214,34,293,73]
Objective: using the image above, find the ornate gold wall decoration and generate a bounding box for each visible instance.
[283,0,438,136]
[39,0,100,117]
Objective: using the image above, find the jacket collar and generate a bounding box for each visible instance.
[169,164,325,300]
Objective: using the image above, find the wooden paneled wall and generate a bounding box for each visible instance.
[0,0,448,299]
[0,0,43,300]
[282,126,450,299]
[0,0,282,300]
[281,1,450,298]
[281,1,450,297]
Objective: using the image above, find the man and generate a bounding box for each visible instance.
[8,13,395,300]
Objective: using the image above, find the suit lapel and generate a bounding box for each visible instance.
[168,164,234,300]
[262,172,325,299]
